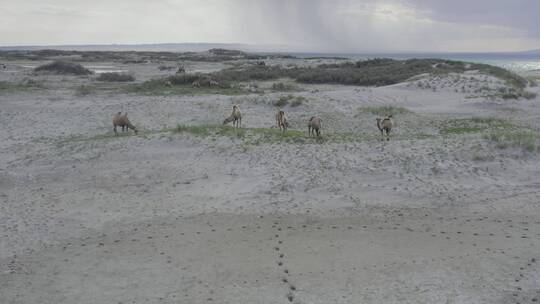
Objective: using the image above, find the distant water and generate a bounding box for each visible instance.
[288,52,540,72]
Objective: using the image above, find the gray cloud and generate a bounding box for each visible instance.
[1,0,539,52]
[405,0,540,36]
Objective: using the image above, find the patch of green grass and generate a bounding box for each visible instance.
[358,106,412,116]
[440,117,515,135]
[484,131,540,152]
[174,124,433,145]
[56,128,169,146]
[0,80,43,93]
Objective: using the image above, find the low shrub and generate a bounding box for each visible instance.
[35,61,92,75]
[97,72,135,82]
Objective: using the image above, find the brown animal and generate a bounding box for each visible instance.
[223,105,242,128]
[308,116,322,137]
[113,112,137,135]
[376,115,393,140]
[276,110,289,133]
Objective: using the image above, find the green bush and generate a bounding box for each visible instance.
[35,61,92,75]
[97,72,135,82]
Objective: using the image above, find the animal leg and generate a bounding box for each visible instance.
[114,126,118,135]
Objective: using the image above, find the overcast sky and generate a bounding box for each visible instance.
[1,0,539,52]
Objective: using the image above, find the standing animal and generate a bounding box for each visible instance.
[223,105,242,128]
[376,115,393,140]
[209,80,219,87]
[113,112,138,135]
[192,81,201,88]
[308,116,322,137]
[176,66,185,74]
[275,110,289,133]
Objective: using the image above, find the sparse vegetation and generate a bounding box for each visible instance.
[271,82,299,91]
[0,79,44,93]
[274,95,293,107]
[74,85,94,96]
[126,78,244,95]
[290,96,306,107]
[484,131,540,152]
[358,106,412,116]
[97,72,135,82]
[34,60,92,75]
[440,117,514,135]
[173,124,434,145]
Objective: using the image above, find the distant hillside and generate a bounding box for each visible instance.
[0,43,252,53]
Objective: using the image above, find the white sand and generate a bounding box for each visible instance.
[1,58,540,303]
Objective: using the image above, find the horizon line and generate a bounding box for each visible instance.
[0,42,538,54]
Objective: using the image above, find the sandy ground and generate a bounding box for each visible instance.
[1,57,540,304]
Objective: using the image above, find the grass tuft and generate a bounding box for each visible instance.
[484,131,540,152]
[440,117,514,135]
[358,106,412,116]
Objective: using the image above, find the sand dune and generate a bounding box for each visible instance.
[1,55,540,303]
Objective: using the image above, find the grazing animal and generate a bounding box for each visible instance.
[192,81,201,88]
[275,110,289,132]
[176,66,185,74]
[223,105,242,128]
[376,115,393,140]
[209,80,219,87]
[113,112,137,135]
[308,116,322,137]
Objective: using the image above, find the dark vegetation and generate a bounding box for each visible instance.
[0,48,293,63]
[130,57,529,97]
[205,58,528,88]
[34,60,92,75]
[0,79,44,93]
[96,72,135,82]
[7,49,529,98]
